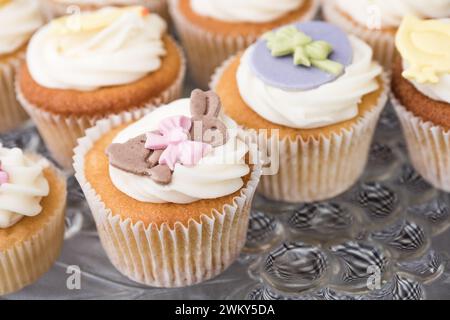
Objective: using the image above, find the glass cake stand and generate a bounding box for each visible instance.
[1,95,450,300]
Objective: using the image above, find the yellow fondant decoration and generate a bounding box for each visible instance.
[396,15,450,84]
[51,6,149,36]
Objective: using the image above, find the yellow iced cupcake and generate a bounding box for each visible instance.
[392,16,450,191]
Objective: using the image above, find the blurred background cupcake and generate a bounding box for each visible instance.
[74,90,261,287]
[212,21,389,203]
[169,0,320,88]
[0,0,43,133]
[392,16,450,192]
[16,6,186,169]
[40,0,170,22]
[323,0,450,68]
[0,144,66,295]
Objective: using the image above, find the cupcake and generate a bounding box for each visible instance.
[0,0,43,133]
[392,16,450,192]
[212,21,389,203]
[73,90,261,287]
[169,0,320,88]
[323,0,450,68]
[0,143,67,295]
[40,0,170,22]
[16,6,186,169]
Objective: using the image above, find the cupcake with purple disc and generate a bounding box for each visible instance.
[212,21,389,203]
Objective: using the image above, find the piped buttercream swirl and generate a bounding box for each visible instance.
[190,0,305,23]
[0,145,49,229]
[27,7,167,91]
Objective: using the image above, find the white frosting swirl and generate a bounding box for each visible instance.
[27,7,167,91]
[190,0,305,23]
[110,99,250,204]
[0,0,43,56]
[236,35,382,129]
[0,145,49,229]
[403,61,450,104]
[335,0,450,29]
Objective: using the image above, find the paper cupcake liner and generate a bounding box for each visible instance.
[73,113,262,288]
[322,0,396,69]
[0,162,66,295]
[169,0,320,89]
[16,42,186,170]
[211,57,390,203]
[392,94,450,192]
[0,53,29,134]
[40,0,169,21]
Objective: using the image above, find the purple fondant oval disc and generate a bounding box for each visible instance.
[249,21,353,91]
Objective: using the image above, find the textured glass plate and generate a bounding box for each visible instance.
[1,30,450,299]
[2,95,450,300]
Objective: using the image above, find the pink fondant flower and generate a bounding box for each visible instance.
[145,116,212,170]
[0,162,9,186]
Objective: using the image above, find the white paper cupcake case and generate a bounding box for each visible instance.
[211,57,390,203]
[0,53,29,133]
[0,163,66,295]
[169,0,320,89]
[15,41,186,170]
[322,0,396,69]
[40,0,170,21]
[73,113,262,288]
[391,94,450,192]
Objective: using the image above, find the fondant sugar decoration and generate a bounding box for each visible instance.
[396,15,450,84]
[106,90,229,185]
[145,116,212,171]
[190,89,228,148]
[51,6,150,36]
[106,135,173,184]
[264,25,344,75]
[250,21,353,91]
[0,161,9,186]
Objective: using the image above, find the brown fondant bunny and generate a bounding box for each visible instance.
[106,134,172,185]
[106,90,230,186]
[189,89,228,147]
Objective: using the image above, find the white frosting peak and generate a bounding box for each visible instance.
[190,0,305,23]
[0,0,43,56]
[236,36,382,129]
[109,99,250,204]
[335,0,450,29]
[27,7,167,91]
[0,145,49,229]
